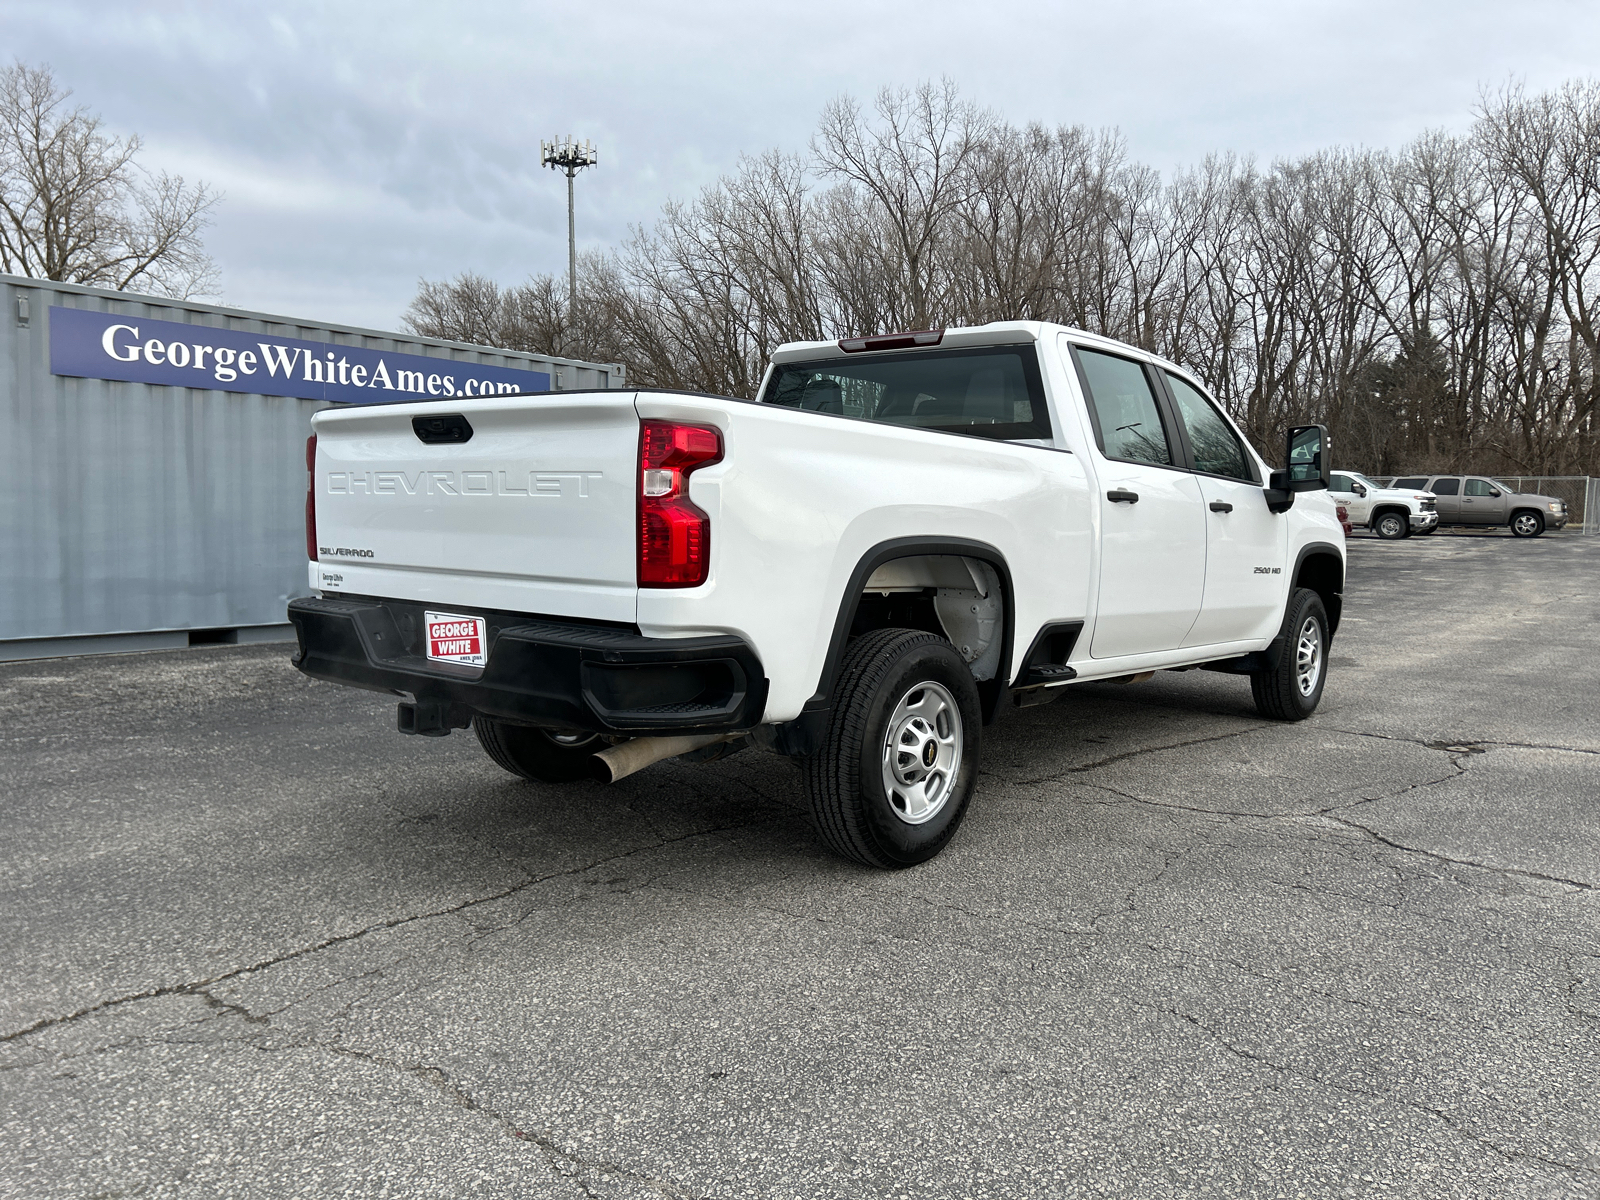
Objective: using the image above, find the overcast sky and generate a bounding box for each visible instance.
[6,0,1599,331]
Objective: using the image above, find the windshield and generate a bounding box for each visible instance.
[760,346,1052,443]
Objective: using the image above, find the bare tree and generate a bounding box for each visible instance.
[410,77,1600,476]
[0,61,218,297]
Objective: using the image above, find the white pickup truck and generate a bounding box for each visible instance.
[289,323,1345,868]
[1327,471,1438,539]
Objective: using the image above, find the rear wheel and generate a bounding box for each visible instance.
[1374,511,1408,540]
[802,628,981,869]
[1510,510,1545,538]
[1251,588,1329,721]
[474,717,600,782]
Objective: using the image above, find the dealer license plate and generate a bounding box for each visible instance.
[424,611,488,667]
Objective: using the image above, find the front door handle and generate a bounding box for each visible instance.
[1107,489,1139,504]
[1209,500,1234,513]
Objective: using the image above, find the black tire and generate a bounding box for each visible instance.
[1251,588,1329,721]
[801,628,982,869]
[1510,510,1545,538]
[1373,510,1408,540]
[473,717,601,782]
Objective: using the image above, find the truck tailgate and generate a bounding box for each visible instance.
[310,394,639,623]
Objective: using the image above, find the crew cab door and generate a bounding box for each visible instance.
[1462,477,1507,524]
[1159,370,1287,646]
[1329,473,1369,523]
[1071,345,1207,658]
[1428,477,1462,520]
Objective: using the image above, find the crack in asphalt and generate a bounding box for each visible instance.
[312,1039,703,1200]
[1327,813,1597,894]
[1142,1001,1600,1183]
[1324,725,1600,760]
[643,876,1099,952]
[1142,942,1453,1024]
[1024,734,1597,897]
[1009,724,1271,785]
[0,820,773,1047]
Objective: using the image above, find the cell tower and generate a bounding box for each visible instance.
[540,137,598,315]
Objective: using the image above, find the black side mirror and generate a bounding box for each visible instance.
[1285,425,1331,490]
[1265,424,1331,513]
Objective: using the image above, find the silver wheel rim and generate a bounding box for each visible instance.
[1295,617,1323,698]
[880,680,963,825]
[1380,515,1403,537]
[1514,514,1538,536]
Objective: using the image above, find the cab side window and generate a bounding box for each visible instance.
[1464,478,1497,497]
[1330,474,1355,492]
[1392,477,1428,489]
[1164,372,1254,482]
[1074,348,1175,466]
[1430,478,1461,496]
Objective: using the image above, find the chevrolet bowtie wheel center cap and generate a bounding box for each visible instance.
[881,681,964,826]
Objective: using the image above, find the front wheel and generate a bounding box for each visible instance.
[1510,510,1545,538]
[1251,588,1329,721]
[801,628,982,868]
[1374,511,1408,540]
[474,718,601,782]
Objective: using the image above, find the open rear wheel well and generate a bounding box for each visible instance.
[808,539,1016,734]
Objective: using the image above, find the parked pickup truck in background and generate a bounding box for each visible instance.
[1389,475,1569,537]
[1328,471,1437,539]
[289,323,1345,868]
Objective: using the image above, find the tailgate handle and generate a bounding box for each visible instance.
[412,414,474,444]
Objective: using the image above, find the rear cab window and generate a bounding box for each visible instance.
[760,346,1052,443]
[1071,346,1176,466]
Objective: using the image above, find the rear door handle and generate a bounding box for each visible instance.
[1107,489,1139,504]
[1209,500,1233,513]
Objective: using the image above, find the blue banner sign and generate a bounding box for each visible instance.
[49,306,551,403]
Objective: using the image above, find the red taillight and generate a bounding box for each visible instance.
[638,420,722,587]
[305,433,318,562]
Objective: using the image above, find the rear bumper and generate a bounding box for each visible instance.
[288,596,768,736]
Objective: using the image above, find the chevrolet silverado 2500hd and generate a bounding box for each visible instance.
[1327,471,1437,539]
[289,322,1344,868]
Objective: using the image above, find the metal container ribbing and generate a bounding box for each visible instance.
[1,275,624,649]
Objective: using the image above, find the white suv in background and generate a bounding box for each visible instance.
[1328,472,1438,540]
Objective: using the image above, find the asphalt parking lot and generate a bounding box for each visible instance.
[3,534,1597,1199]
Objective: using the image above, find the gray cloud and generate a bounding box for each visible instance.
[5,0,1597,328]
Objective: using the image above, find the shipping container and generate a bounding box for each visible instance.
[0,274,625,660]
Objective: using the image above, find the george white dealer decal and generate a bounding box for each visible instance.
[326,470,603,497]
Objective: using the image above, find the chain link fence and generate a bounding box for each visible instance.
[1370,475,1596,534]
